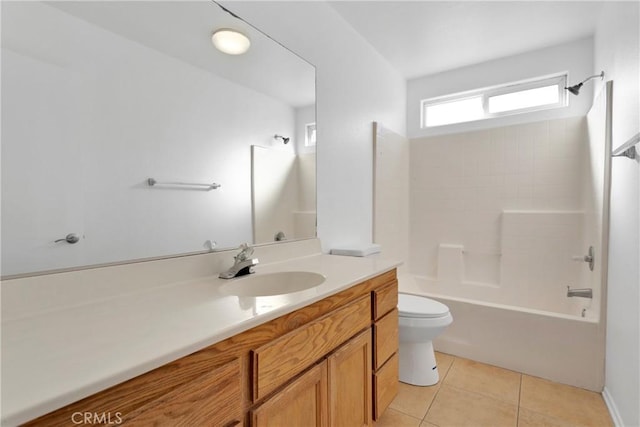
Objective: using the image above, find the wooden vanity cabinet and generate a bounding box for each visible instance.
[25,269,398,427]
[371,279,399,420]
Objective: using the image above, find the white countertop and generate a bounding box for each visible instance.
[1,252,400,426]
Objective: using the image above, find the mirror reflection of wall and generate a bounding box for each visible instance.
[252,145,316,243]
[0,1,316,277]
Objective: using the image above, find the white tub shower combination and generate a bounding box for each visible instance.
[398,210,602,392]
[399,273,601,391]
[373,115,608,392]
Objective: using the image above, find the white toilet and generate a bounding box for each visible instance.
[398,293,453,386]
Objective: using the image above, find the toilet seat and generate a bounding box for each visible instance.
[398,293,450,318]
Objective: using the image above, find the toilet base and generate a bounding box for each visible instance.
[398,340,439,386]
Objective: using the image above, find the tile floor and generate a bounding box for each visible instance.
[375,352,613,427]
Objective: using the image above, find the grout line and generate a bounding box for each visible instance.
[422,385,442,423]
[422,356,457,422]
[516,374,523,426]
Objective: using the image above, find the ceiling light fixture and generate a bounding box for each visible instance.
[211,29,251,55]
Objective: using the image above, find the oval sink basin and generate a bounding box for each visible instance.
[220,271,326,297]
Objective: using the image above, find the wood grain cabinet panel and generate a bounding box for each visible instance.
[373,353,399,421]
[328,330,372,427]
[369,270,396,291]
[373,308,398,370]
[250,361,328,427]
[252,295,371,401]
[23,347,239,427]
[372,281,398,321]
[123,358,242,427]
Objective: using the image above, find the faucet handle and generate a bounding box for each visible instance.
[235,243,254,262]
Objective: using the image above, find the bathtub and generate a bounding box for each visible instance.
[399,275,604,392]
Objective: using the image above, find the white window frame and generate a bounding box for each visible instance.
[305,122,316,147]
[420,73,568,128]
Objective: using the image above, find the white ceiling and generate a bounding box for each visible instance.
[41,1,605,103]
[329,1,604,79]
[47,1,315,108]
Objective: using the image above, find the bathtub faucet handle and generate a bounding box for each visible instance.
[572,246,594,271]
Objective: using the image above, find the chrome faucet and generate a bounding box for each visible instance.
[566,286,593,299]
[219,243,259,279]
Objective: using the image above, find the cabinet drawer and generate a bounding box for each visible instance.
[124,358,242,427]
[373,352,398,420]
[369,269,396,289]
[374,308,398,370]
[252,294,371,401]
[372,281,398,320]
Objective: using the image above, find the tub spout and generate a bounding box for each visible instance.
[566,286,592,299]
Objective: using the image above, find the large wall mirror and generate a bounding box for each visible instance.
[1,1,316,278]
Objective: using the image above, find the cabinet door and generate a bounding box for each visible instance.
[327,330,372,427]
[251,361,328,427]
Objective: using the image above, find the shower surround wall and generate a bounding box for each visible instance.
[410,117,594,316]
[373,122,410,275]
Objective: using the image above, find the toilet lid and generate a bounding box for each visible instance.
[398,293,450,318]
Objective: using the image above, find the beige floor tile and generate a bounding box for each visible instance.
[389,381,440,419]
[520,375,613,427]
[390,352,454,420]
[419,422,438,427]
[425,385,518,427]
[518,407,576,427]
[435,351,456,379]
[374,408,422,427]
[443,357,521,404]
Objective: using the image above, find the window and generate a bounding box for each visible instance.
[305,122,316,146]
[424,96,484,127]
[421,74,568,128]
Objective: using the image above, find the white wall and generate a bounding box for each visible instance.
[594,2,640,426]
[222,1,407,253]
[1,2,295,276]
[407,37,594,138]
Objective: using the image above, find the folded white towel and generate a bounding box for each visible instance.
[330,244,382,257]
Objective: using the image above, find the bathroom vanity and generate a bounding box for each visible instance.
[2,242,399,426]
[23,270,398,426]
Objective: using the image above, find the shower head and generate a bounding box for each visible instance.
[566,83,583,95]
[565,71,605,96]
[274,134,290,144]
